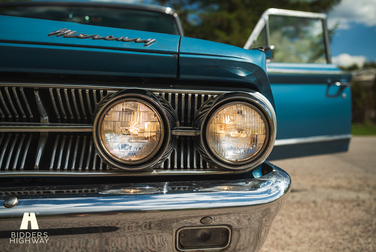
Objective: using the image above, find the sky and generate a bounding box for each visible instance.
[328,0,376,67]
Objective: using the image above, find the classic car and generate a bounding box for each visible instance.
[0,1,350,252]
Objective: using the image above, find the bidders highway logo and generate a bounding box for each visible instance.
[10,213,49,244]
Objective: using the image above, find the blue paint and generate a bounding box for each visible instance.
[0,15,180,77]
[267,62,352,140]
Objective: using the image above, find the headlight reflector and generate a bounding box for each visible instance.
[206,102,267,164]
[100,99,163,163]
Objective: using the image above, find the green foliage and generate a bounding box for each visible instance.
[352,121,376,135]
[153,0,340,47]
[352,81,367,123]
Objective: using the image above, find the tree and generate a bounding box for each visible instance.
[154,0,341,47]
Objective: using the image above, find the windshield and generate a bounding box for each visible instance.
[0,5,180,35]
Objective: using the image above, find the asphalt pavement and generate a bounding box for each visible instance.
[261,136,376,252]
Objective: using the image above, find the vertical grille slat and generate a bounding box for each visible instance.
[20,134,32,170]
[50,135,60,170]
[49,88,61,122]
[56,89,67,121]
[0,90,12,120]
[79,136,87,171]
[71,89,81,122]
[12,87,26,120]
[5,134,18,170]
[63,89,74,120]
[20,87,33,120]
[0,134,9,169]
[85,90,93,116]
[56,135,67,170]
[78,89,88,122]
[12,134,26,170]
[85,137,93,171]
[71,136,80,171]
[64,135,73,171]
[4,87,19,121]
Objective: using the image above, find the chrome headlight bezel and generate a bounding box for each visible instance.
[195,91,276,171]
[93,90,174,171]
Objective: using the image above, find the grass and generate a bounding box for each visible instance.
[352,121,376,135]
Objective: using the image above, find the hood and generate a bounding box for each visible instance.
[0,15,180,78]
[179,37,273,106]
[0,15,272,104]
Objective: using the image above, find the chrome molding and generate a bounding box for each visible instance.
[0,123,92,132]
[266,67,343,75]
[48,28,156,46]
[274,134,352,146]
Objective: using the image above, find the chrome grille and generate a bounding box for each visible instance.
[0,84,222,174]
[0,86,108,123]
[0,132,108,172]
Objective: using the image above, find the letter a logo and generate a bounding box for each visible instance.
[20,212,39,230]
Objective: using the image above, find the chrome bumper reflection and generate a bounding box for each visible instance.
[0,162,290,252]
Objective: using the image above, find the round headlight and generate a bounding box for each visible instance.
[195,92,276,171]
[206,102,267,164]
[93,90,175,170]
[100,99,163,163]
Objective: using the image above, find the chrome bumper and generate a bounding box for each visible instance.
[0,162,290,252]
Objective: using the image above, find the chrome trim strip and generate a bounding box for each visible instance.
[172,127,200,136]
[267,68,343,75]
[0,124,92,132]
[274,134,352,146]
[0,83,230,94]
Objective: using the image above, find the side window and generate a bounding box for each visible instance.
[269,15,327,64]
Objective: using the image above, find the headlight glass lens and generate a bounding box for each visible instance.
[100,100,163,163]
[206,103,267,163]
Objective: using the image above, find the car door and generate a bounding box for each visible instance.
[244,8,352,160]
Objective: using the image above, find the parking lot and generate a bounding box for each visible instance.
[261,136,376,252]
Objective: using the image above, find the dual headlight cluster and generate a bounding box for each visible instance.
[93,89,276,172]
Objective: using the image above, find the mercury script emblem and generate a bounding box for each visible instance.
[48,28,156,46]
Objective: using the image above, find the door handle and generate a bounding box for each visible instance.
[331,81,350,88]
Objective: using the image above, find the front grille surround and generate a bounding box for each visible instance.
[0,83,224,175]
